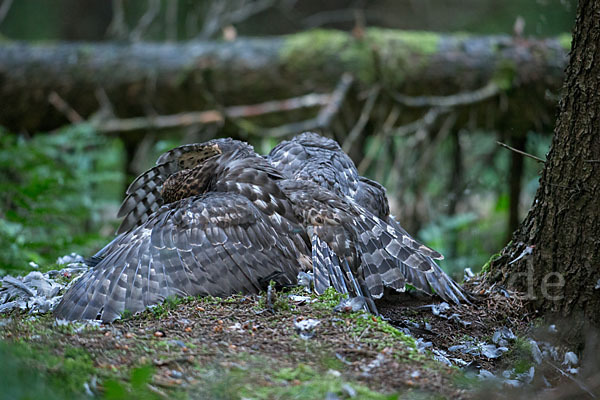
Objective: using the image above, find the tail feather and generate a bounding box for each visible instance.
[385,218,444,260]
[341,259,364,300]
[116,163,175,234]
[351,208,467,304]
[328,253,349,295]
[362,262,384,299]
[311,235,330,295]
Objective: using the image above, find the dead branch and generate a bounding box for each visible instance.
[0,32,567,133]
[316,73,354,128]
[0,0,13,26]
[165,1,178,41]
[357,106,401,173]
[342,86,380,153]
[497,141,546,163]
[130,0,161,41]
[200,0,276,39]
[107,0,128,40]
[48,92,83,123]
[94,92,331,134]
[256,73,354,138]
[392,107,450,138]
[391,82,500,108]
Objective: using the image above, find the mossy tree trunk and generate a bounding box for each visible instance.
[490,0,600,346]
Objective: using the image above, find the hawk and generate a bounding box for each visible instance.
[54,139,311,321]
[268,132,467,305]
[54,135,466,321]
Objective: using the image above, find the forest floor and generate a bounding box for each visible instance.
[0,279,594,400]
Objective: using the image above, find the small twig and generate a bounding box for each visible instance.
[545,360,597,399]
[263,118,322,138]
[391,82,500,108]
[93,88,116,120]
[227,93,330,117]
[146,384,168,399]
[226,0,275,26]
[584,159,600,163]
[342,85,380,153]
[48,92,83,123]
[95,74,350,137]
[391,107,449,138]
[227,73,352,138]
[266,283,275,313]
[0,0,14,26]
[200,0,275,39]
[357,105,400,173]
[200,2,227,39]
[98,110,220,133]
[497,141,545,163]
[107,0,128,39]
[303,9,384,28]
[130,0,161,41]
[165,0,178,41]
[316,73,354,128]
[357,326,370,341]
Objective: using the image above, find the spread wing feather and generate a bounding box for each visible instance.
[54,192,304,322]
[116,163,178,234]
[116,140,254,235]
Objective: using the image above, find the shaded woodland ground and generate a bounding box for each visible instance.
[2,1,599,399]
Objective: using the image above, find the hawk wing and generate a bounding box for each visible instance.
[54,192,306,322]
[116,139,255,234]
[271,132,465,304]
[268,133,390,220]
[268,132,362,198]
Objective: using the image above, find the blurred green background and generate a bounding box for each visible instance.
[0,0,575,279]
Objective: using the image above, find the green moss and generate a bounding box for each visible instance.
[280,29,376,83]
[366,28,440,55]
[366,28,440,86]
[280,29,443,85]
[481,251,502,273]
[351,313,420,357]
[134,295,197,320]
[492,59,517,91]
[0,340,95,399]
[197,359,395,400]
[504,337,534,374]
[256,364,392,400]
[311,287,346,310]
[557,33,572,51]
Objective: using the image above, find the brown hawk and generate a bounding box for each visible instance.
[54,139,311,321]
[54,135,466,321]
[268,132,467,305]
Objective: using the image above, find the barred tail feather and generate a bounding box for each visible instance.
[311,235,330,294]
[352,209,468,304]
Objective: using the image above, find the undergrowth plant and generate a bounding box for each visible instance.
[0,124,124,275]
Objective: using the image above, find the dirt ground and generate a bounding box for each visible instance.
[0,280,594,399]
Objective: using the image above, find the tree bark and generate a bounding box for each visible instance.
[490,0,600,345]
[0,29,568,133]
